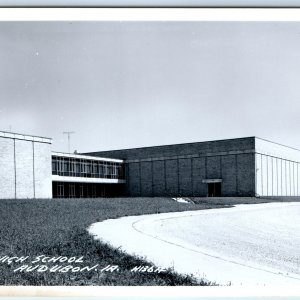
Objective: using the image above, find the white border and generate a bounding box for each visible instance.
[1,8,300,297]
[0,0,300,8]
[0,8,299,21]
[1,285,300,297]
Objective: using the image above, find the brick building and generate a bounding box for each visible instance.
[0,131,300,198]
[87,137,300,198]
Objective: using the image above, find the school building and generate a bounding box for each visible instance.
[0,130,299,198]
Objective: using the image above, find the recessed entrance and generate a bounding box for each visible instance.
[207,182,221,197]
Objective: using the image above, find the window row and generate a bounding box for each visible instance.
[52,156,125,179]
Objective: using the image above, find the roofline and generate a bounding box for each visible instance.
[0,130,52,140]
[0,130,52,144]
[52,151,124,163]
[84,136,256,154]
[255,136,300,152]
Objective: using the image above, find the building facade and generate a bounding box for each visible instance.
[255,138,300,197]
[0,130,300,199]
[51,152,125,198]
[87,137,256,197]
[0,131,52,199]
[87,137,300,198]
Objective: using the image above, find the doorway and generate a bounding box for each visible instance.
[207,182,221,197]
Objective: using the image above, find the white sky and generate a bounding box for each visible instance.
[0,21,300,152]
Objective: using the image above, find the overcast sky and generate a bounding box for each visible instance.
[1,21,300,152]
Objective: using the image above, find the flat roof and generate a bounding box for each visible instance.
[52,151,124,163]
[0,130,52,144]
[87,136,300,155]
[85,136,256,154]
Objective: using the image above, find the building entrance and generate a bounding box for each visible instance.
[207,182,221,197]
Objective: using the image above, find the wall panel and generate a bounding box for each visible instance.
[153,160,165,196]
[0,138,15,198]
[287,161,291,196]
[267,156,273,196]
[15,140,34,199]
[278,158,282,196]
[165,159,178,196]
[291,162,295,196]
[140,161,153,196]
[237,153,255,196]
[128,162,140,196]
[178,158,192,196]
[255,154,262,196]
[261,155,268,196]
[34,142,52,198]
[273,157,278,196]
[282,160,287,196]
[222,155,237,196]
[192,157,206,196]
[206,156,221,179]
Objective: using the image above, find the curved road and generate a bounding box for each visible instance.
[88,202,300,286]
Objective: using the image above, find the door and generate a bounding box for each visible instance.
[207,182,221,197]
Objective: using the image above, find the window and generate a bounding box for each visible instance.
[80,185,84,197]
[52,156,124,180]
[69,184,76,198]
[57,184,64,198]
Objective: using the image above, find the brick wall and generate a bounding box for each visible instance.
[121,153,255,197]
[86,137,256,197]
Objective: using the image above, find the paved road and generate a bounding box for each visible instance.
[88,202,300,286]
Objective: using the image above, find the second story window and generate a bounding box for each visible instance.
[52,155,124,180]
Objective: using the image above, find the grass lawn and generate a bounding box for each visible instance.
[0,197,270,286]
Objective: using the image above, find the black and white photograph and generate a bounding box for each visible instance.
[0,9,300,290]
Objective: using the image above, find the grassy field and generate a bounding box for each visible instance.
[0,196,276,286]
[0,197,224,286]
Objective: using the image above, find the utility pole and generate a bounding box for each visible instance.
[63,131,75,153]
